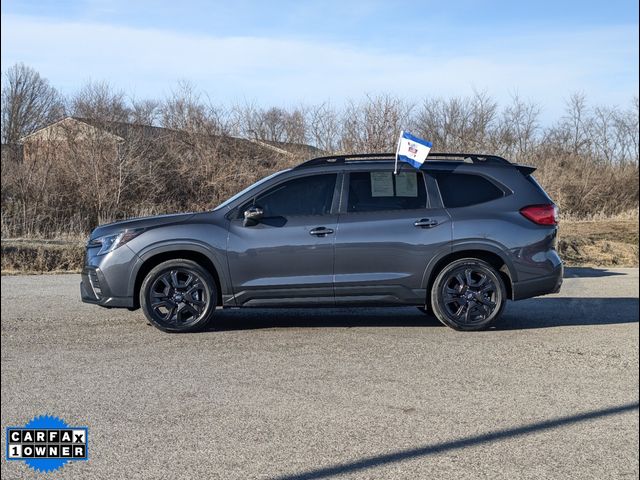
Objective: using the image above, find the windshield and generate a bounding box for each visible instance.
[213,170,288,211]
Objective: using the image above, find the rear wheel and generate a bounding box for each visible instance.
[431,258,506,331]
[140,259,217,333]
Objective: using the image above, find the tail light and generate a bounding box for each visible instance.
[520,204,558,225]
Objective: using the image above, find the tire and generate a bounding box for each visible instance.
[430,258,506,331]
[140,259,217,333]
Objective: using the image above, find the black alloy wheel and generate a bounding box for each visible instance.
[140,259,216,332]
[431,258,506,330]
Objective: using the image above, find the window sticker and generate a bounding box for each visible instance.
[395,172,418,197]
[370,172,394,197]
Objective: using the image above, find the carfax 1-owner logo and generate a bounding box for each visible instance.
[5,415,88,473]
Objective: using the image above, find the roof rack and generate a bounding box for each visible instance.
[295,152,512,169]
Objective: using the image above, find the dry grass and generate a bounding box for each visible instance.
[1,239,84,274]
[559,208,639,222]
[558,219,639,267]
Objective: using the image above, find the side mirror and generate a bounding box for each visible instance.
[243,206,264,226]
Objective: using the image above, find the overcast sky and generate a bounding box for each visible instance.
[1,0,638,122]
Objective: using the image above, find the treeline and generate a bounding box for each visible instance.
[1,63,638,238]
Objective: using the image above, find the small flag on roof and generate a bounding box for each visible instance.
[394,131,433,173]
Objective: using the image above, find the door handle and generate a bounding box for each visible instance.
[309,227,334,237]
[414,218,439,228]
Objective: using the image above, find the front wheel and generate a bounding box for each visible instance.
[140,259,217,333]
[430,258,506,331]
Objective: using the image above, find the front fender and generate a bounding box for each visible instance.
[128,238,231,298]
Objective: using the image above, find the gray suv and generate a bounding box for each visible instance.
[81,153,563,332]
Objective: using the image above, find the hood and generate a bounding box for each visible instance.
[89,212,197,239]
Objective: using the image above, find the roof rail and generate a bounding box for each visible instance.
[294,152,512,169]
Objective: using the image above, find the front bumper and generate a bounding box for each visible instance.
[80,266,135,308]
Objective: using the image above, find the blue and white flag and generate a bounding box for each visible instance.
[394,131,433,173]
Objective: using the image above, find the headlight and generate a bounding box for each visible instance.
[87,229,144,255]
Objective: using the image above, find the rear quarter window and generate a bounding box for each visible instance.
[433,172,505,208]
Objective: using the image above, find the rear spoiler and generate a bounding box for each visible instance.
[515,164,536,175]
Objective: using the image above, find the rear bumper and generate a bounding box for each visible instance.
[512,263,563,300]
[80,267,134,308]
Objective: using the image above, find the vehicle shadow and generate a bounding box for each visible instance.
[496,297,639,330]
[209,297,638,331]
[563,267,627,278]
[210,307,443,331]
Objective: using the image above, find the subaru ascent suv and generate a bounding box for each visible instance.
[81,153,563,332]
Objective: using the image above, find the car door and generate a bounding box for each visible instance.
[333,169,451,305]
[226,172,340,306]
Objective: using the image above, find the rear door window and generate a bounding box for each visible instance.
[432,173,504,208]
[347,171,427,212]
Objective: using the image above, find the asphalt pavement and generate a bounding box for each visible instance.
[1,268,638,479]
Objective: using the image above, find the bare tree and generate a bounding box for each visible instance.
[70,81,131,123]
[413,92,498,152]
[498,94,541,159]
[308,102,340,153]
[282,107,307,145]
[415,96,471,151]
[562,92,590,155]
[613,97,639,164]
[340,94,413,152]
[258,107,288,142]
[589,105,617,164]
[232,103,307,145]
[468,90,499,151]
[130,98,160,126]
[1,63,64,144]
[160,80,225,135]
